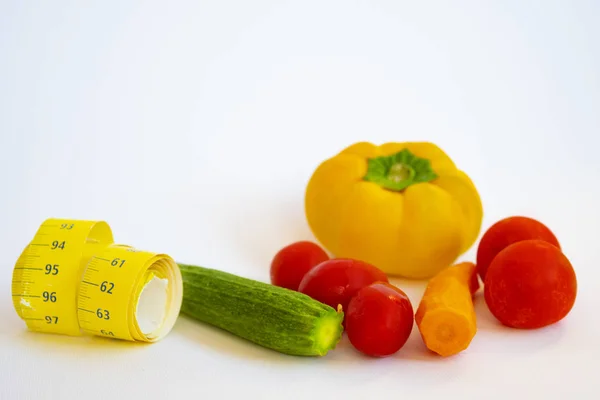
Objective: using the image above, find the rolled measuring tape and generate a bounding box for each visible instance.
[11,218,183,343]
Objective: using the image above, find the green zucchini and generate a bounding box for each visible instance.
[178,263,344,356]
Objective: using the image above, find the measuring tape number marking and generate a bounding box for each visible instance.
[12,218,183,343]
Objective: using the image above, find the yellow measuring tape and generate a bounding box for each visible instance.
[11,218,183,343]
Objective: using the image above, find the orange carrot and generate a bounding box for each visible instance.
[415,262,479,357]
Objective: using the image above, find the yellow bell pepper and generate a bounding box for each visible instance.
[304,142,483,279]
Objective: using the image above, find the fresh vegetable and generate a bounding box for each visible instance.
[484,240,577,329]
[476,216,560,280]
[270,241,329,291]
[179,263,344,356]
[305,141,483,279]
[346,282,414,357]
[415,262,479,357]
[297,258,388,314]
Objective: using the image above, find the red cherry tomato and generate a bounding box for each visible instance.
[297,258,388,313]
[270,241,329,291]
[346,282,414,357]
[476,216,560,280]
[484,239,577,329]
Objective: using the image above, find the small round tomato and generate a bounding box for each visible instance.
[476,216,560,280]
[346,282,414,357]
[484,239,577,329]
[297,258,388,313]
[270,241,329,291]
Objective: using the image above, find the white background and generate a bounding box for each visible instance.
[1,1,599,399]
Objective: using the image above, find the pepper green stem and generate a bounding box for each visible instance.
[363,149,438,191]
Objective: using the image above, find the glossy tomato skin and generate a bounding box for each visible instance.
[476,216,560,280]
[484,240,577,329]
[270,241,329,291]
[297,258,388,312]
[346,282,414,357]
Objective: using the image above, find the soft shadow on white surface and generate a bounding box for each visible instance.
[174,312,449,370]
[473,291,506,330]
[472,291,569,354]
[7,329,150,357]
[175,314,313,364]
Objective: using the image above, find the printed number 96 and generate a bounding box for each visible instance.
[42,291,56,302]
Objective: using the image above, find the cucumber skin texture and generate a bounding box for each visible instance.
[178,263,344,356]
